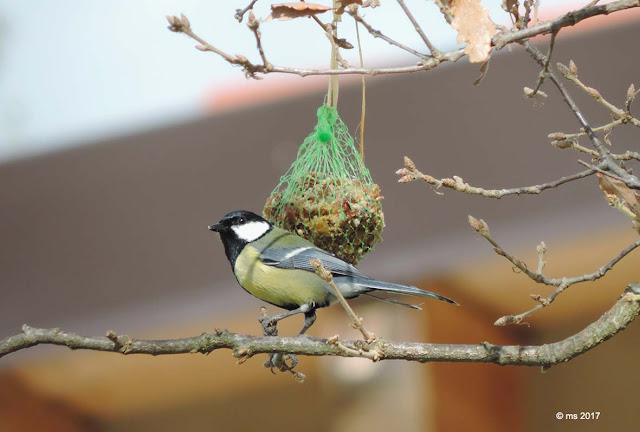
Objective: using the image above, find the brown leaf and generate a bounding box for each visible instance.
[473,56,490,85]
[337,0,363,14]
[451,0,496,63]
[267,2,332,21]
[597,173,640,218]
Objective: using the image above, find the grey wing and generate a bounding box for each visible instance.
[260,246,370,279]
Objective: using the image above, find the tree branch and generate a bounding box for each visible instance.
[235,0,260,23]
[523,42,640,190]
[347,8,431,60]
[397,156,596,198]
[468,216,640,324]
[396,0,442,58]
[2,284,639,367]
[167,0,640,78]
[493,0,640,49]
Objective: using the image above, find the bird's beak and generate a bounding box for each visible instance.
[208,223,224,232]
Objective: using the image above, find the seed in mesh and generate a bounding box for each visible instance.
[264,174,384,265]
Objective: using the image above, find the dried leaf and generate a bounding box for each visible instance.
[337,0,363,14]
[473,57,491,85]
[451,0,496,63]
[501,0,519,14]
[597,173,640,218]
[363,0,380,8]
[267,2,331,21]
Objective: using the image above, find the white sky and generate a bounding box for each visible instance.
[0,0,580,161]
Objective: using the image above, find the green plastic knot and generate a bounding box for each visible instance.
[315,105,337,143]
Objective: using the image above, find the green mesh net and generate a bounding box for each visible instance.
[263,105,384,265]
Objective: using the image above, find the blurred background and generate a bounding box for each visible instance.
[1,1,639,431]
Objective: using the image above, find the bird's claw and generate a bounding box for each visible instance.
[265,353,298,373]
[259,316,279,337]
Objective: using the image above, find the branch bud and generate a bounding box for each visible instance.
[468,215,490,237]
[166,15,183,32]
[569,60,577,75]
[494,315,517,326]
[247,11,259,30]
[180,14,191,30]
[627,83,636,101]
[547,132,566,141]
[556,62,572,78]
[586,87,601,100]
[551,139,574,149]
[404,156,416,171]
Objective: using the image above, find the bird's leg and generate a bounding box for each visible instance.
[259,305,312,373]
[299,310,317,335]
[259,307,307,336]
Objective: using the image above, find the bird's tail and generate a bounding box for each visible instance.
[355,278,459,306]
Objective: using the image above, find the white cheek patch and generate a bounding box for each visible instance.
[232,221,270,242]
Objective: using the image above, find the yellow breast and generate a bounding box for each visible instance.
[234,246,331,310]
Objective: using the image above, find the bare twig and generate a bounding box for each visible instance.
[397,156,596,198]
[396,0,442,58]
[310,259,376,342]
[493,0,640,49]
[235,0,260,23]
[523,42,640,190]
[550,129,640,161]
[247,12,270,69]
[469,217,640,324]
[536,241,547,274]
[529,31,557,97]
[167,15,267,78]
[168,0,640,78]
[561,64,640,128]
[3,284,639,367]
[348,9,431,60]
[577,160,631,185]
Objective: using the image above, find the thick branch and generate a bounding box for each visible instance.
[2,284,639,366]
[493,0,640,49]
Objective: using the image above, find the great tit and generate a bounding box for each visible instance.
[209,210,458,335]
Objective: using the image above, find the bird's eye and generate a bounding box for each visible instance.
[238,216,246,224]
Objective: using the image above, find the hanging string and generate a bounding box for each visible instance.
[355,11,366,159]
[327,0,340,109]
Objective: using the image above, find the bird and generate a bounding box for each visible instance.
[209,210,458,336]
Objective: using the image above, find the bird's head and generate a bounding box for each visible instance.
[208,210,272,243]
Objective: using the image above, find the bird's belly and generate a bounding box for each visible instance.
[235,247,333,310]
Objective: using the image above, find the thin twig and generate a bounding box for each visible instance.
[396,0,442,58]
[168,0,640,78]
[469,217,640,324]
[472,218,640,289]
[562,66,640,128]
[493,0,639,49]
[3,284,639,367]
[397,156,596,198]
[310,259,376,342]
[247,13,270,69]
[577,160,631,184]
[347,9,430,60]
[235,0,260,23]
[530,31,557,97]
[523,42,640,190]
